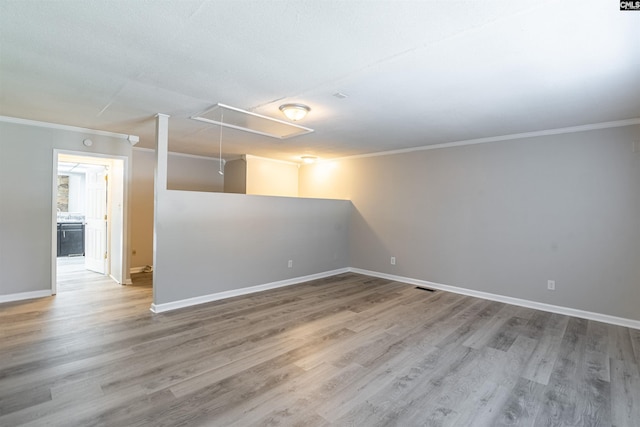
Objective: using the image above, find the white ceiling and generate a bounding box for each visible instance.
[1,1,639,162]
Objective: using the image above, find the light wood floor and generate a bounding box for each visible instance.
[0,263,638,426]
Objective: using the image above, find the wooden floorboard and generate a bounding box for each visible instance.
[0,260,638,426]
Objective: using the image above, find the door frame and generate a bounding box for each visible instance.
[52,150,130,294]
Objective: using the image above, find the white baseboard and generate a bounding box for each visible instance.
[150,267,350,313]
[0,290,52,304]
[146,265,639,330]
[350,268,640,330]
[108,274,133,285]
[130,266,152,274]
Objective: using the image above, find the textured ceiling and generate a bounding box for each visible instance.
[1,1,639,162]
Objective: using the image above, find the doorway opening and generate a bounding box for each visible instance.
[52,151,128,294]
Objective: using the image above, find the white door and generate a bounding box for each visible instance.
[85,166,108,274]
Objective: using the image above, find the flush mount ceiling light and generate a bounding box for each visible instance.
[279,103,311,121]
[301,155,317,164]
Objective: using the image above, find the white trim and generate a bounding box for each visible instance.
[130,266,152,274]
[150,268,349,313]
[133,147,226,164]
[243,154,298,166]
[0,290,52,304]
[321,117,640,163]
[109,274,125,285]
[0,115,139,145]
[51,153,59,295]
[132,147,154,153]
[147,265,640,328]
[349,268,640,330]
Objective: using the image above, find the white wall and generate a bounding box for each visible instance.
[66,172,86,213]
[246,155,299,197]
[0,120,132,299]
[299,124,640,322]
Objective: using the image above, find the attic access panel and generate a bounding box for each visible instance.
[191,103,314,139]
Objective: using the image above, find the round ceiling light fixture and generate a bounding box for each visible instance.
[279,103,310,121]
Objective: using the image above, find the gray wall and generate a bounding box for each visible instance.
[223,158,247,194]
[299,125,640,321]
[154,191,351,305]
[130,149,155,269]
[131,149,225,269]
[167,153,224,192]
[0,120,132,297]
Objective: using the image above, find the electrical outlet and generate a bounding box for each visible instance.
[288,260,293,268]
[390,256,396,265]
[547,280,555,290]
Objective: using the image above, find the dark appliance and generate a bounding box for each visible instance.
[58,222,85,257]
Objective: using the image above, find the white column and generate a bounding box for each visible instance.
[152,113,169,309]
[155,113,169,192]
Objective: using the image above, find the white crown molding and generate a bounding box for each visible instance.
[133,147,226,164]
[0,115,139,145]
[243,154,299,166]
[149,267,349,313]
[0,290,52,304]
[322,117,640,163]
[349,268,640,330]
